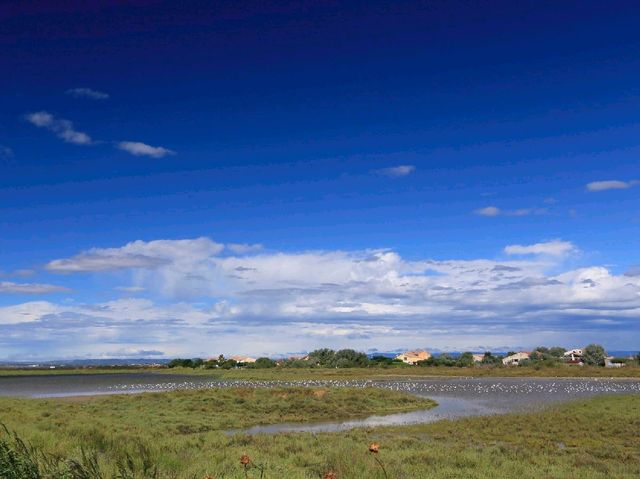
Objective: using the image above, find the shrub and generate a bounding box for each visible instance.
[253,357,277,368]
[583,344,607,366]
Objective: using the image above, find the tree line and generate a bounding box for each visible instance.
[167,344,639,369]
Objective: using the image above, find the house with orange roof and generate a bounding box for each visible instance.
[395,350,431,365]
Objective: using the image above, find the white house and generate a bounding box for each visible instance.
[604,356,625,368]
[502,352,530,366]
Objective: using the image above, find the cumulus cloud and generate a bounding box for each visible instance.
[586,180,639,192]
[4,236,640,358]
[0,281,70,294]
[374,165,415,177]
[65,88,109,100]
[116,141,175,158]
[504,240,575,256]
[25,111,93,145]
[46,237,223,273]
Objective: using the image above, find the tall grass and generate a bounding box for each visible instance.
[0,425,159,479]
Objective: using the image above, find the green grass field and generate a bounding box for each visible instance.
[1,386,638,478]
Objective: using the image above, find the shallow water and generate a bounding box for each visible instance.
[1,373,638,433]
[229,377,640,434]
[228,396,496,434]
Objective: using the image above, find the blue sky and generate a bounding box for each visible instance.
[1,1,639,359]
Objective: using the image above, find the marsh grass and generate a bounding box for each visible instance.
[0,389,638,478]
[0,388,432,477]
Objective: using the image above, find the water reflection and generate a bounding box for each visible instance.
[228,396,495,434]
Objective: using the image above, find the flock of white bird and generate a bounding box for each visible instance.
[105,377,640,400]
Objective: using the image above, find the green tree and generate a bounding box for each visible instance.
[167,358,183,368]
[583,344,606,366]
[219,358,237,369]
[167,358,196,368]
[283,359,308,368]
[457,352,475,367]
[203,359,218,369]
[549,347,566,358]
[307,348,336,367]
[254,357,276,368]
[333,349,369,368]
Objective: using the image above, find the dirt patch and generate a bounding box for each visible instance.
[313,389,327,398]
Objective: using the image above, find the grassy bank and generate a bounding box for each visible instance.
[0,387,433,477]
[1,388,639,478]
[2,364,640,378]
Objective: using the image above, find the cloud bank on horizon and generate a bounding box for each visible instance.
[1,237,638,360]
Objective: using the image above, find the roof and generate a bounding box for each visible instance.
[395,350,431,360]
[505,351,530,358]
[398,350,429,356]
[230,355,256,363]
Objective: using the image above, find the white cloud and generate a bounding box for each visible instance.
[4,236,640,358]
[46,237,223,273]
[475,206,500,216]
[116,141,175,158]
[65,88,110,100]
[0,301,60,324]
[374,165,415,177]
[586,180,638,192]
[0,281,70,294]
[25,111,93,145]
[504,240,575,256]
